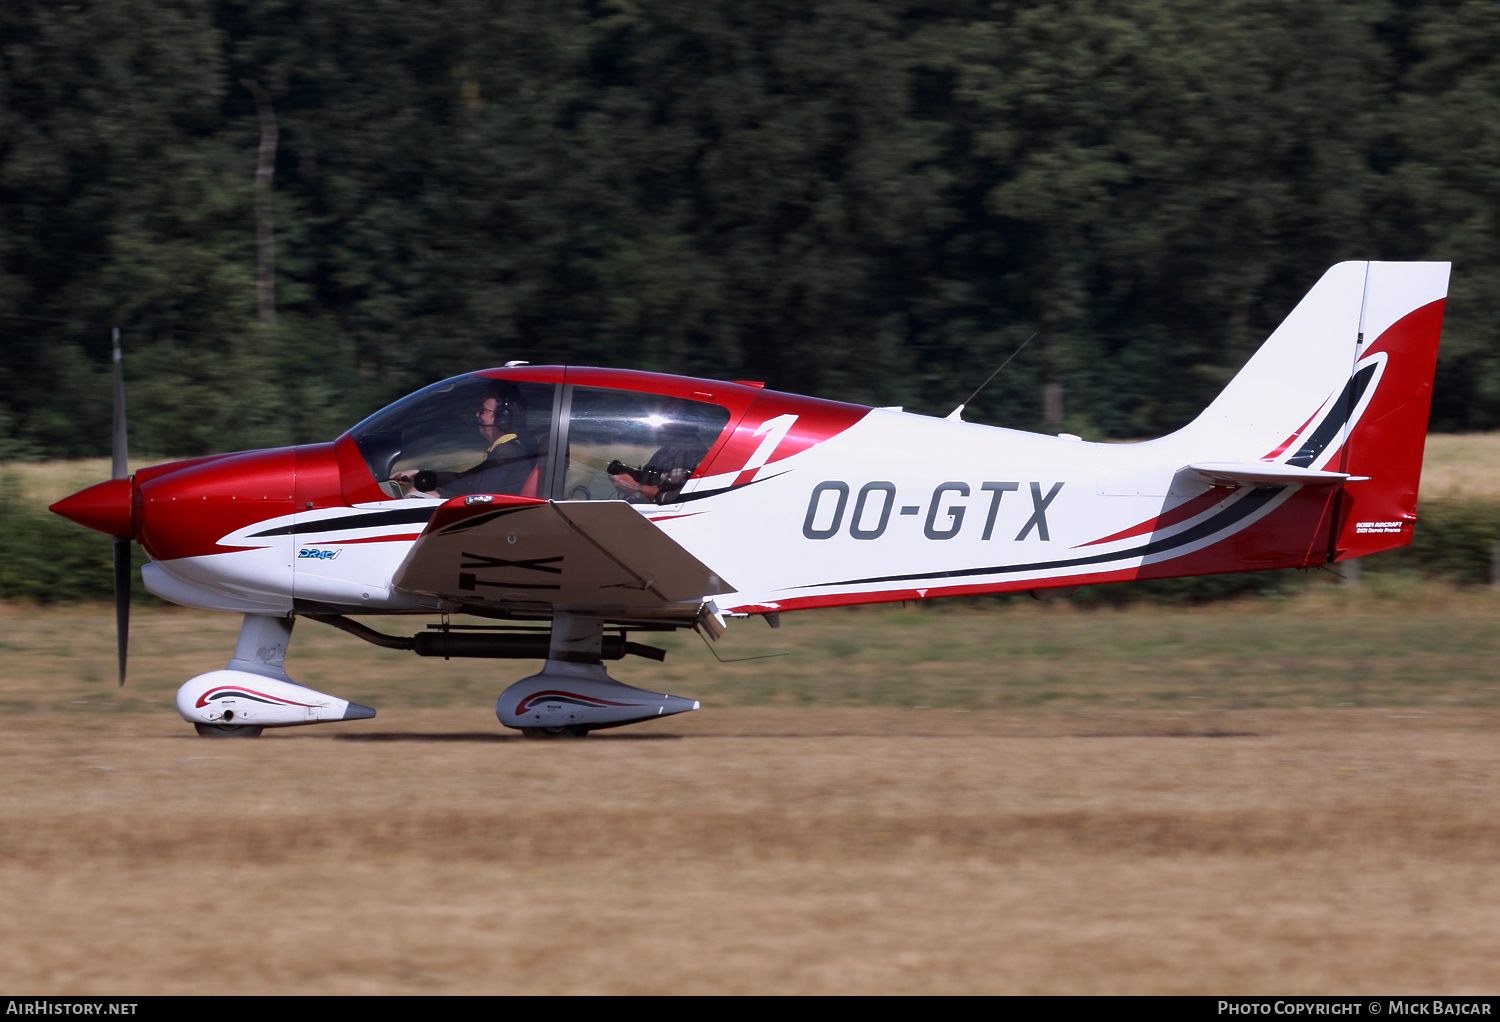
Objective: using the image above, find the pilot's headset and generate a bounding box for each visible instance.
[482,380,525,433]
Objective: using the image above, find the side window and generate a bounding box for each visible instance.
[563,388,730,504]
[349,375,555,499]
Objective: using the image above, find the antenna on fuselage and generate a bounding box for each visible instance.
[945,332,1037,422]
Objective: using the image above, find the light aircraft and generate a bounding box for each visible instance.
[51,261,1449,738]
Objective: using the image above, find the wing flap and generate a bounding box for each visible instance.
[391,496,733,612]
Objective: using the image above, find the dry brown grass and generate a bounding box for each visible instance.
[1420,433,1500,499]
[3,600,1500,993]
[3,457,172,507]
[5,445,1500,993]
[2,709,1499,994]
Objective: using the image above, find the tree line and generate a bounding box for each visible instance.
[2,0,1498,460]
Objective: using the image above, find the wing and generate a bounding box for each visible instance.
[391,496,734,617]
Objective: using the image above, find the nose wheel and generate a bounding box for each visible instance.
[193,723,264,738]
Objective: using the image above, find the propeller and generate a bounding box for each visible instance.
[110,327,129,686]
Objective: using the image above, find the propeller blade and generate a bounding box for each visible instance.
[111,327,127,480]
[111,327,129,686]
[113,535,130,687]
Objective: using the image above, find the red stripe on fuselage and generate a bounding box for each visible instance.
[196,685,315,708]
[1076,485,1233,547]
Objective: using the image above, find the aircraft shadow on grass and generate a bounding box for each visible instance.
[328,731,683,743]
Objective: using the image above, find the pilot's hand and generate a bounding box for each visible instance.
[390,470,438,497]
[610,472,641,494]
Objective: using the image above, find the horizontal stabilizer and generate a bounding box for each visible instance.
[1184,462,1368,487]
[392,496,733,614]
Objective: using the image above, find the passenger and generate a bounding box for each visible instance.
[392,380,536,498]
[608,418,709,504]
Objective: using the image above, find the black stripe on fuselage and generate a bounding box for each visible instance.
[249,505,438,538]
[799,485,1287,589]
[674,470,790,504]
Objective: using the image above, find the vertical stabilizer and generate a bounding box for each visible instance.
[1160,260,1449,565]
[1177,262,1367,457]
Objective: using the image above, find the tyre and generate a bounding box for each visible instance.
[194,723,264,738]
[520,726,588,739]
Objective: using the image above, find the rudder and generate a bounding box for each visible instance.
[1332,262,1450,560]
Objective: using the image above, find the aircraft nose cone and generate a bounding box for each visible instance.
[50,477,133,537]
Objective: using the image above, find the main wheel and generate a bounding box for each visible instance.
[194,723,264,738]
[520,726,588,740]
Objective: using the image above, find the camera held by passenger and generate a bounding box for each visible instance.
[608,460,662,488]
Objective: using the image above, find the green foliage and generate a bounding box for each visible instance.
[0,482,154,602]
[1068,567,1312,606]
[2,0,1500,453]
[1368,498,1500,584]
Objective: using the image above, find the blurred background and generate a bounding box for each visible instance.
[4,0,1500,600]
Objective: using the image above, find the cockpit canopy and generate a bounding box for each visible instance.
[348,373,732,504]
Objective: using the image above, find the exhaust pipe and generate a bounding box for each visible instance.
[307,615,667,661]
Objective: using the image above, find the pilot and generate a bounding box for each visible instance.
[608,417,709,505]
[392,380,535,498]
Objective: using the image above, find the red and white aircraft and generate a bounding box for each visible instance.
[52,261,1449,737]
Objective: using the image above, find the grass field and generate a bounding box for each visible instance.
[6,438,1500,992]
[1419,433,1500,499]
[3,596,1500,993]
[6,456,171,507]
[6,583,1500,714]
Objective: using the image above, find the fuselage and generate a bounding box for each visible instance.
[51,363,1366,622]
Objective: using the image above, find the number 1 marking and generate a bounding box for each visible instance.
[737,414,799,484]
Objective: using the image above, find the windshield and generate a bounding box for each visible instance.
[349,375,556,499]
